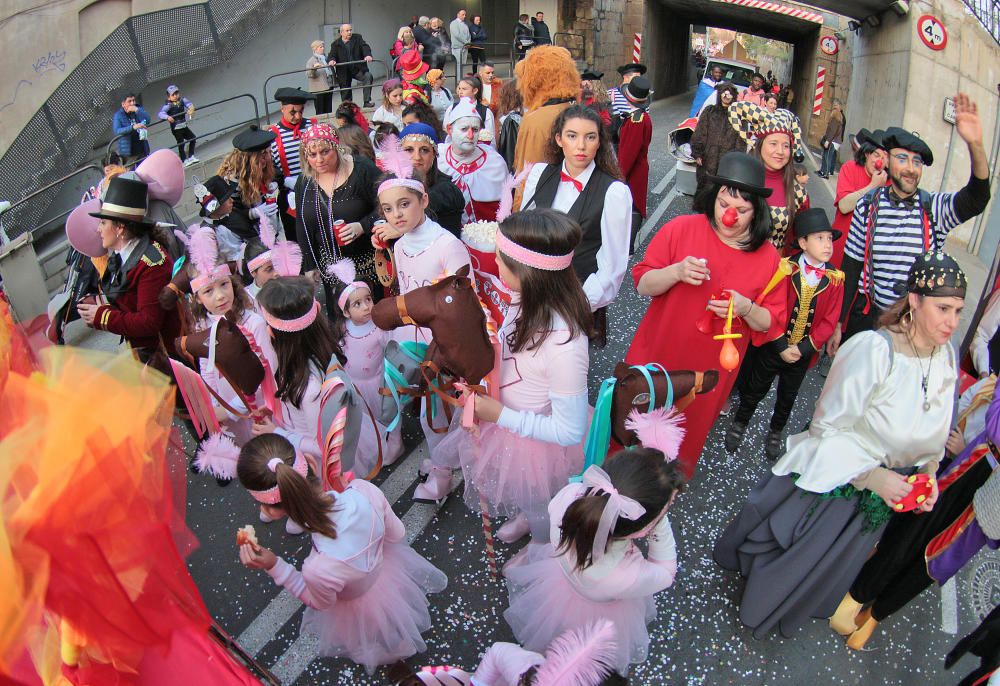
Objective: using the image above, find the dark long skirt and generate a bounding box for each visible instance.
[713,471,887,639]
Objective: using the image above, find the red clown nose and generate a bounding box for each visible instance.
[874,159,884,172]
[722,207,739,227]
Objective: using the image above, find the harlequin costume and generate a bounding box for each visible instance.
[727,101,810,251]
[625,154,787,479]
[729,208,844,460]
[840,379,1000,649]
[437,99,508,225]
[616,77,653,218]
[268,87,317,242]
[714,252,964,639]
[87,177,181,360]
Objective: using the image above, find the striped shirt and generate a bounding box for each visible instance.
[608,86,635,117]
[269,119,313,179]
[844,188,960,310]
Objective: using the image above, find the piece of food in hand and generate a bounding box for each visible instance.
[236,524,259,548]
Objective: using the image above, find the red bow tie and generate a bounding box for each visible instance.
[805,263,826,279]
[560,171,583,193]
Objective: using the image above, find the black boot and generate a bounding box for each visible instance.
[765,430,784,460]
[724,420,747,453]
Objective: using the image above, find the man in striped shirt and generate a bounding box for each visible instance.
[609,63,646,117]
[828,92,990,353]
[268,87,316,242]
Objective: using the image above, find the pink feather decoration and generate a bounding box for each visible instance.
[188,225,219,277]
[173,228,190,247]
[270,240,303,277]
[495,163,535,222]
[377,134,414,181]
[624,406,686,461]
[325,257,357,283]
[194,432,240,479]
[534,620,618,686]
[258,210,277,249]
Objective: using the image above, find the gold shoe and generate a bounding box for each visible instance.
[847,610,878,650]
[829,593,863,635]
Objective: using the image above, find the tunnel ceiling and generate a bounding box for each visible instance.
[658,0,901,42]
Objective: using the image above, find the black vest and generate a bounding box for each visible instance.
[526,164,615,281]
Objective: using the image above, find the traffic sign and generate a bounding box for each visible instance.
[820,35,839,56]
[943,97,956,125]
[917,14,947,51]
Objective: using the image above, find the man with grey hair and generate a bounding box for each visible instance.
[450,9,471,76]
[327,23,374,107]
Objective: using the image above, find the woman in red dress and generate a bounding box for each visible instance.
[626,153,788,479]
[830,128,889,268]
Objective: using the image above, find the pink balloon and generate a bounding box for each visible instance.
[135,149,185,205]
[66,199,107,257]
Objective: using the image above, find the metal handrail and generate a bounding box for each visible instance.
[458,42,515,78]
[103,118,169,164]
[262,59,391,123]
[117,115,264,175]
[0,164,104,245]
[104,93,261,163]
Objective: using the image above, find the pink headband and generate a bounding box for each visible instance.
[495,231,574,271]
[247,251,272,272]
[190,264,232,293]
[581,465,645,563]
[377,178,425,196]
[248,451,310,504]
[337,281,371,312]
[263,299,320,332]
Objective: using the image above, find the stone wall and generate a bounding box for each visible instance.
[556,0,644,90]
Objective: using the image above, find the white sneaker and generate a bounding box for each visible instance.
[188,155,200,164]
[285,518,305,535]
[182,158,195,167]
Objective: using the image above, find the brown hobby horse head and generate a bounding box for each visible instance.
[611,362,720,448]
[174,316,265,399]
[372,264,494,385]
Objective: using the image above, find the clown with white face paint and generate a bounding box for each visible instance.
[437,97,508,224]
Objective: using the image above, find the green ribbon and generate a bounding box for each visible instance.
[382,341,428,432]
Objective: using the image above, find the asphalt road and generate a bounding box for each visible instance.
[173,91,998,685]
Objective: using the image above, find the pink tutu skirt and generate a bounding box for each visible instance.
[300,540,447,674]
[504,545,656,675]
[458,423,584,517]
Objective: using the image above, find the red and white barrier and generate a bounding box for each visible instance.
[713,0,823,24]
[813,66,826,116]
[633,33,642,63]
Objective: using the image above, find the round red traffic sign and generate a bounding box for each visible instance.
[917,14,947,51]
[820,35,839,55]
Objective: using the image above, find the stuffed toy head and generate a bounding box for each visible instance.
[175,317,264,397]
[515,45,580,111]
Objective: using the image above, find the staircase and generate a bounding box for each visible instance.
[0,0,297,250]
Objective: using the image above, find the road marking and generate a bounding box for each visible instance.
[638,187,680,247]
[269,472,465,683]
[235,442,430,655]
[653,164,677,195]
[940,577,958,634]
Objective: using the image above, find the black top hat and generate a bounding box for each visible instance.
[623,76,652,103]
[274,87,316,104]
[793,207,842,241]
[195,176,237,216]
[88,176,156,225]
[902,250,967,298]
[233,125,277,152]
[581,69,604,81]
[856,128,886,150]
[617,63,647,76]
[705,152,772,198]
[882,126,934,166]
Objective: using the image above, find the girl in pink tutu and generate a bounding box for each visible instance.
[334,262,404,471]
[371,135,472,502]
[504,449,684,676]
[459,208,591,545]
[236,433,447,674]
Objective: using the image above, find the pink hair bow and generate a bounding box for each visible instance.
[581,465,645,562]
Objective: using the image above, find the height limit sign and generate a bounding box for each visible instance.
[918,14,947,51]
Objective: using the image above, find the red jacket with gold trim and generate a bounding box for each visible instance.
[765,255,844,366]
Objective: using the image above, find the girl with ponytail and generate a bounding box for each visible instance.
[503,449,685,676]
[237,433,447,673]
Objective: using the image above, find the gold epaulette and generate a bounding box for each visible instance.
[140,242,167,267]
[826,268,845,285]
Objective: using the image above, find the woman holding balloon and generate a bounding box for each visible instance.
[625,152,787,479]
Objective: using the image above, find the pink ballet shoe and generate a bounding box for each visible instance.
[381,437,404,467]
[417,457,434,482]
[413,466,452,503]
[497,512,530,544]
